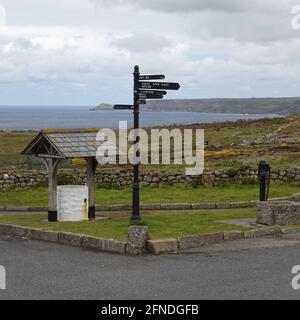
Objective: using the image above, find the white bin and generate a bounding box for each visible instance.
[57,185,89,221]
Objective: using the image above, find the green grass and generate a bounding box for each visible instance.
[1,115,299,170]
[0,131,36,169]
[0,181,298,207]
[0,208,256,240]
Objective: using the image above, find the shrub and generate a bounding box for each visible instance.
[191,177,202,188]
[72,158,86,167]
[226,168,238,179]
[201,176,214,188]
[58,174,74,185]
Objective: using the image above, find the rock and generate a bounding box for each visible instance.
[281,227,300,234]
[223,230,244,241]
[216,203,231,209]
[160,203,191,210]
[178,232,223,250]
[292,193,300,202]
[140,204,161,210]
[150,183,158,188]
[230,201,250,208]
[39,230,59,242]
[191,203,216,210]
[81,236,103,250]
[147,239,178,254]
[256,201,300,226]
[58,232,83,247]
[244,226,281,238]
[102,239,127,254]
[0,224,13,235]
[10,225,28,237]
[126,225,149,255]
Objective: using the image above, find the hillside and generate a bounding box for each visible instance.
[143,98,300,115]
[92,97,300,115]
[1,114,299,170]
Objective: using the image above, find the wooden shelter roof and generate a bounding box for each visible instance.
[22,128,107,159]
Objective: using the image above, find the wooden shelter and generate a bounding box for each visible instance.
[22,128,105,222]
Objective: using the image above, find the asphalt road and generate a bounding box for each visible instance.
[0,235,300,300]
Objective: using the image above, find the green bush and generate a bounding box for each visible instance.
[57,174,74,185]
[226,168,238,179]
[191,177,202,188]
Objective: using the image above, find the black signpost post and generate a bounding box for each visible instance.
[114,65,180,221]
[132,65,141,221]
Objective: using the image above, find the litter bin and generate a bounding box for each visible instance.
[57,186,89,221]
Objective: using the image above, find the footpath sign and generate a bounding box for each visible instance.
[114,66,180,221]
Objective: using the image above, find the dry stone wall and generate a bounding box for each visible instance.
[0,166,300,190]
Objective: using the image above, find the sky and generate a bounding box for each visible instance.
[0,0,300,105]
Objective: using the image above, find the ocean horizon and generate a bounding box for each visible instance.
[0,106,280,131]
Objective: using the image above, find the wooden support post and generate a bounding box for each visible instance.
[42,157,60,222]
[86,157,97,220]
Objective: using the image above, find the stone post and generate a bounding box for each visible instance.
[126,225,149,255]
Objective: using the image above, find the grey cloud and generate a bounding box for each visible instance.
[13,38,33,49]
[1,0,300,103]
[112,33,170,52]
[90,0,298,43]
[187,10,295,43]
[91,0,293,14]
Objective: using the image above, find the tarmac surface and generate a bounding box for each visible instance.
[1,234,300,300]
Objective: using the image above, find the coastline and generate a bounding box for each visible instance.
[0,107,280,131]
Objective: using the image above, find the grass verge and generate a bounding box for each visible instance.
[0,208,256,241]
[0,181,299,207]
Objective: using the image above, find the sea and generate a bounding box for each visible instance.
[0,106,280,131]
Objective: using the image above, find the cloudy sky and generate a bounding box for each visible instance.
[0,0,300,105]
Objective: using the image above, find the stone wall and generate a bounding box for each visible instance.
[0,166,300,190]
[256,201,300,226]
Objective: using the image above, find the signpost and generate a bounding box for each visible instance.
[114,66,180,221]
[139,75,165,81]
[114,104,133,110]
[139,90,167,96]
[139,81,180,90]
[139,93,164,100]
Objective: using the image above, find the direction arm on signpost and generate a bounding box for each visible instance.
[139,81,180,90]
[139,75,165,81]
[139,93,164,100]
[113,104,133,110]
[139,90,167,96]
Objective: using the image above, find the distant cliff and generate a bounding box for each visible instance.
[91,103,113,110]
[143,98,300,115]
[92,97,300,115]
